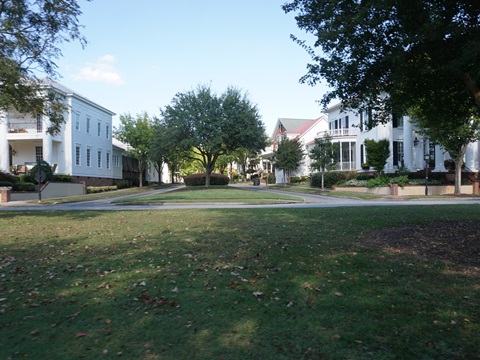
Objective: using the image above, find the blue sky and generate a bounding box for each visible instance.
[57,1,330,136]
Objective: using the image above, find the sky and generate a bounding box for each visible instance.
[56,1,331,136]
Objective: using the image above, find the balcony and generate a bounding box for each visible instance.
[317,128,357,138]
[8,121,42,134]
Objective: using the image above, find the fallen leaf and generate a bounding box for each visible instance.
[75,332,88,338]
[334,292,344,297]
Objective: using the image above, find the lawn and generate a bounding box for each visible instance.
[0,206,479,359]
[112,186,304,204]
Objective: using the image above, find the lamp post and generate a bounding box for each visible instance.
[424,154,429,196]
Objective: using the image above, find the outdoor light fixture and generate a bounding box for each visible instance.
[413,137,419,146]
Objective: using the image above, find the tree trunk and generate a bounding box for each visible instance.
[454,157,463,195]
[205,164,212,187]
[321,172,325,190]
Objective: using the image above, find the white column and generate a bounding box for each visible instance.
[465,142,479,172]
[384,124,395,173]
[403,117,414,171]
[433,145,446,172]
[42,115,53,166]
[0,111,10,172]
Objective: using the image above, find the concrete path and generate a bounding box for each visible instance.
[1,184,480,211]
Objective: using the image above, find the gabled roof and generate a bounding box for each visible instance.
[272,116,327,139]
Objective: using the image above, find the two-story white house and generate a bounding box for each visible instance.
[0,80,119,186]
[322,102,480,174]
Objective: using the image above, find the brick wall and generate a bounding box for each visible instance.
[72,176,114,187]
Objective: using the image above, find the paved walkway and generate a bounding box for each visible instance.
[1,184,480,211]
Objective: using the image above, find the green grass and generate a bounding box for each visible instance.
[0,206,479,359]
[37,185,172,204]
[112,187,303,204]
[268,184,382,200]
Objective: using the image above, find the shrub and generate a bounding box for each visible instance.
[114,179,132,189]
[20,174,33,183]
[13,182,36,191]
[52,174,72,182]
[87,186,118,193]
[263,173,275,184]
[390,175,409,187]
[0,171,18,183]
[29,161,53,184]
[311,171,357,189]
[184,173,229,186]
[355,173,375,181]
[0,181,14,187]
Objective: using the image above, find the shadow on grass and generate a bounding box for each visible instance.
[0,206,479,359]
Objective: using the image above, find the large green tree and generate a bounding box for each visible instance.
[309,134,339,189]
[283,0,480,193]
[274,137,305,184]
[114,112,155,188]
[160,85,267,187]
[0,0,89,133]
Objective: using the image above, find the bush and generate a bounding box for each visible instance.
[29,161,53,184]
[263,173,275,184]
[0,181,14,187]
[114,179,132,189]
[87,186,118,193]
[355,173,375,181]
[52,174,72,183]
[184,173,230,186]
[311,171,357,189]
[365,176,391,188]
[290,176,311,183]
[13,182,36,191]
[390,175,409,187]
[20,174,33,183]
[0,171,18,183]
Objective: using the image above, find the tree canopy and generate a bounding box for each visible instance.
[365,139,390,177]
[282,0,480,123]
[309,133,339,189]
[114,112,155,188]
[159,85,267,186]
[0,0,88,133]
[274,137,305,183]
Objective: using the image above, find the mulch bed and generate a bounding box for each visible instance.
[359,221,480,273]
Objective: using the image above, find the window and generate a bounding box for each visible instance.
[36,115,43,133]
[392,113,404,128]
[75,145,81,166]
[86,117,91,134]
[97,121,101,137]
[35,146,43,162]
[106,124,110,139]
[106,151,110,169]
[75,113,80,131]
[113,154,120,167]
[361,109,373,131]
[393,141,404,166]
[86,147,91,167]
[97,150,102,168]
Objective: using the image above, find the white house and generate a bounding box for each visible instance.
[270,116,328,183]
[322,102,480,173]
[0,80,118,186]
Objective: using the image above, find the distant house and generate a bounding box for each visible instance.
[0,80,117,187]
[270,116,328,183]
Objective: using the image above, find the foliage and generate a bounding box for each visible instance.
[19,174,33,183]
[0,181,14,187]
[0,0,88,133]
[183,173,229,187]
[12,182,36,191]
[290,176,310,183]
[274,137,305,181]
[311,171,356,189]
[160,85,267,186]
[86,186,118,193]
[52,174,72,183]
[114,180,132,189]
[114,112,155,188]
[263,173,275,184]
[0,171,18,183]
[364,139,390,177]
[309,134,339,172]
[29,161,53,184]
[283,1,480,122]
[389,175,409,187]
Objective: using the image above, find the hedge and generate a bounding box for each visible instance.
[13,182,36,192]
[87,186,118,193]
[311,171,357,189]
[184,173,229,186]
